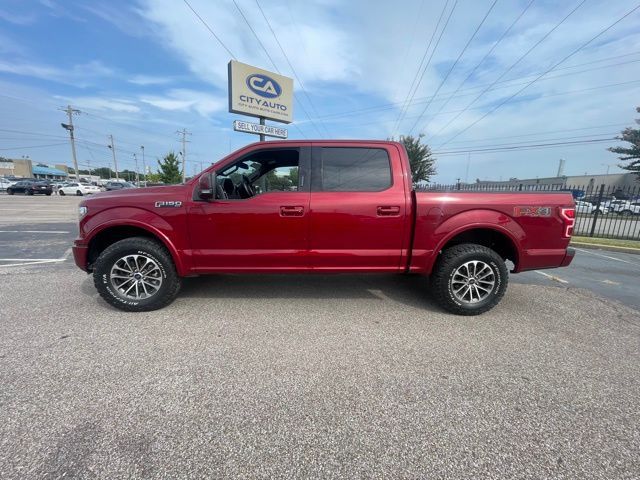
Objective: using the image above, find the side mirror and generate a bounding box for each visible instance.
[198,172,216,200]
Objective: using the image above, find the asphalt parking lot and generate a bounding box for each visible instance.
[1,195,639,478]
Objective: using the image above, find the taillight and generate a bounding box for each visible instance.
[560,207,575,238]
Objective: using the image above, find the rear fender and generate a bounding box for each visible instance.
[424,209,524,273]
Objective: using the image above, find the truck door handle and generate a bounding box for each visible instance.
[280,205,305,217]
[377,206,400,216]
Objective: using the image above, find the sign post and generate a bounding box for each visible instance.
[228,60,293,142]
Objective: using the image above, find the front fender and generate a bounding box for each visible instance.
[81,206,189,276]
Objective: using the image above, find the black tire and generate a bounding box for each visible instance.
[7,189,13,195]
[26,189,33,196]
[93,237,182,312]
[619,210,632,217]
[46,192,52,196]
[431,243,508,316]
[76,190,83,196]
[59,190,65,196]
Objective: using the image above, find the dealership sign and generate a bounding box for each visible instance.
[233,120,288,139]
[228,60,294,124]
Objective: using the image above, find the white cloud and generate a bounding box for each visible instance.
[128,74,175,86]
[0,9,36,25]
[61,96,141,113]
[140,88,226,116]
[0,58,115,86]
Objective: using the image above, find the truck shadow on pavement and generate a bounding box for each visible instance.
[178,274,439,311]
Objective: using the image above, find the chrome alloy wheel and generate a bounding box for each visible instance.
[110,254,163,299]
[450,260,496,304]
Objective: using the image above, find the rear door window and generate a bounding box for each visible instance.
[313,147,392,192]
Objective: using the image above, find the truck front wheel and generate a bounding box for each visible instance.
[431,243,508,316]
[93,237,182,312]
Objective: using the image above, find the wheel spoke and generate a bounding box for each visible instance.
[123,281,137,296]
[114,263,132,274]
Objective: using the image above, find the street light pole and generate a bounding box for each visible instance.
[133,153,139,185]
[140,145,146,187]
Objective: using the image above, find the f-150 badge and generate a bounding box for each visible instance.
[155,201,182,208]
[514,206,552,217]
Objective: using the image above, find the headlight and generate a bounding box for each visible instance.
[78,206,88,219]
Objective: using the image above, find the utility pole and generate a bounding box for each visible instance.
[140,145,146,187]
[133,153,139,185]
[107,135,119,180]
[176,128,191,183]
[60,105,81,181]
[465,153,471,184]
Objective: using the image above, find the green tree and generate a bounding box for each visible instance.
[146,172,162,183]
[264,170,293,191]
[93,167,114,179]
[393,134,436,185]
[288,167,299,187]
[609,106,640,178]
[158,152,182,184]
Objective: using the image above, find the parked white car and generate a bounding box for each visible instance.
[575,200,608,215]
[0,178,16,191]
[605,200,640,216]
[58,182,101,196]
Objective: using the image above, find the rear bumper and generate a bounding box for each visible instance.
[560,247,575,267]
[516,247,575,272]
[72,241,89,272]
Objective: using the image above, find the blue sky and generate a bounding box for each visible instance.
[0,0,639,183]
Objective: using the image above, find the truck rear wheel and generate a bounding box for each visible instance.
[431,243,508,316]
[93,237,181,312]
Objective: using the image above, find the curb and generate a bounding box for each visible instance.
[571,241,640,255]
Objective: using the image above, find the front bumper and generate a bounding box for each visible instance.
[72,241,89,272]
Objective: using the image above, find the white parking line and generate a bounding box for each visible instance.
[0,259,66,268]
[0,230,69,233]
[0,258,67,261]
[573,247,640,266]
[534,270,569,284]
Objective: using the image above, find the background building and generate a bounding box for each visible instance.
[0,158,68,181]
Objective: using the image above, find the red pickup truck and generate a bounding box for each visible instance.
[73,140,575,315]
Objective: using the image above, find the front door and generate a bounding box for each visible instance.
[188,147,311,272]
[308,145,409,271]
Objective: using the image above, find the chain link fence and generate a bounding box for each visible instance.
[421,182,640,240]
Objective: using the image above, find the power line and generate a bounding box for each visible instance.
[441,122,631,146]
[312,53,640,121]
[392,0,454,136]
[182,0,237,59]
[421,0,536,137]
[437,131,617,151]
[433,137,618,156]
[231,0,319,138]
[430,0,589,142]
[254,0,329,137]
[407,0,498,136]
[436,2,640,148]
[0,142,67,151]
[389,0,427,105]
[332,79,640,128]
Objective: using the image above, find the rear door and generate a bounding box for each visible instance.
[308,144,409,271]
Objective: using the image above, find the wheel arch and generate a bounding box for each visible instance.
[86,222,186,276]
[427,223,522,274]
